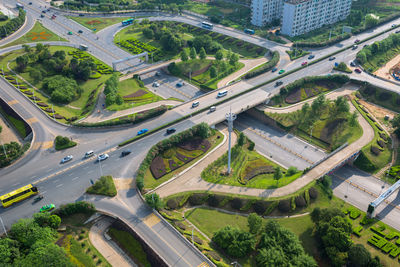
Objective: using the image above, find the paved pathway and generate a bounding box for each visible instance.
[155,94,375,198]
[216,57,268,88]
[0,113,21,144]
[89,216,137,267]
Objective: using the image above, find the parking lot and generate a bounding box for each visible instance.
[140,70,204,101]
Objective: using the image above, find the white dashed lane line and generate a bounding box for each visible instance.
[72,177,79,181]
[56,184,63,188]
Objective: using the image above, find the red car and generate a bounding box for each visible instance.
[355,68,362,73]
[354,39,360,43]
[301,61,308,66]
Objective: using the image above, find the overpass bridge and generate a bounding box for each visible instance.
[368,179,400,217]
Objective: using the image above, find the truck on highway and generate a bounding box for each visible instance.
[79,44,88,51]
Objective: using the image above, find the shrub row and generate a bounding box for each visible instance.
[0,10,25,39]
[164,185,319,215]
[244,51,279,79]
[53,201,96,217]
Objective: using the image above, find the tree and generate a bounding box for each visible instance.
[229,53,239,66]
[280,87,288,96]
[16,54,29,71]
[212,225,255,258]
[199,47,206,60]
[226,49,232,61]
[142,28,154,39]
[287,166,298,176]
[180,49,188,62]
[334,96,350,115]
[22,44,31,53]
[238,132,245,146]
[248,213,262,235]
[273,167,282,185]
[10,219,56,249]
[210,66,217,78]
[349,111,358,126]
[196,123,210,138]
[311,94,326,114]
[190,47,197,60]
[145,193,163,210]
[348,244,371,267]
[365,14,379,28]
[29,69,42,83]
[0,238,20,264]
[42,75,80,104]
[215,50,223,61]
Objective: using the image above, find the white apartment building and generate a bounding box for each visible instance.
[281,0,352,36]
[251,0,283,26]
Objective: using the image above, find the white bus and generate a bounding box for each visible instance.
[201,21,213,30]
[16,3,24,9]
[217,90,228,98]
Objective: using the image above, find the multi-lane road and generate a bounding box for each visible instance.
[2,0,400,265]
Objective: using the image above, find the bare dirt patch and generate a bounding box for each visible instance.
[0,114,21,144]
[123,89,148,99]
[358,99,398,132]
[320,118,346,144]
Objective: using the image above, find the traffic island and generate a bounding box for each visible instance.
[86,176,117,197]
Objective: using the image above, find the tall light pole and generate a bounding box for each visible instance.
[0,216,7,236]
[225,107,236,174]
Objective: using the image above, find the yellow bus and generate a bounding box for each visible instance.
[0,184,39,208]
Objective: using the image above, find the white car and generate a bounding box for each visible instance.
[153,82,160,87]
[97,153,109,162]
[60,155,73,163]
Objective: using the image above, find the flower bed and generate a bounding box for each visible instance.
[123,89,148,99]
[178,138,211,152]
[117,38,158,56]
[150,156,168,179]
[241,166,275,184]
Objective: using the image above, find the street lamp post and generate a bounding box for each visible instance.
[0,216,8,236]
[225,108,236,174]
[1,140,8,159]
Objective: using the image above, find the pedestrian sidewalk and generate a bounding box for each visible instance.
[89,216,137,267]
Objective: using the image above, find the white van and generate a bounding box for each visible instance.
[209,106,216,112]
[217,90,228,98]
[192,101,200,108]
[84,151,94,158]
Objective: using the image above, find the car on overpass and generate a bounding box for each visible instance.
[275,81,283,87]
[278,69,285,74]
[137,129,148,135]
[97,153,109,161]
[121,150,131,157]
[308,54,315,60]
[329,56,336,61]
[271,67,278,72]
[40,204,55,213]
[60,155,73,164]
[166,128,176,135]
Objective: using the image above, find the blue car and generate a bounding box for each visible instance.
[137,129,148,135]
[271,67,278,72]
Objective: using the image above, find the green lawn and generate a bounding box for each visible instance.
[144,131,224,190]
[201,143,303,189]
[352,97,392,173]
[108,227,151,267]
[362,45,400,73]
[86,176,117,197]
[107,78,163,111]
[267,101,363,152]
[2,46,113,123]
[67,16,130,32]
[0,17,8,27]
[286,49,310,60]
[1,22,67,48]
[0,106,27,137]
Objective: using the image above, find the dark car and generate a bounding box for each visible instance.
[354,39,360,43]
[166,128,176,135]
[308,54,315,60]
[29,2,32,5]
[350,61,356,67]
[271,67,278,72]
[42,10,46,13]
[78,30,83,33]
[40,14,44,18]
[121,150,131,157]
[355,68,362,73]
[79,14,84,16]
[329,56,336,61]
[275,81,283,87]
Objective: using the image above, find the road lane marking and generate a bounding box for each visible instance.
[197,263,210,267]
[7,100,18,105]
[72,176,79,181]
[68,173,73,176]
[53,179,60,183]
[159,80,191,99]
[88,170,94,174]
[143,213,160,228]
[56,184,63,188]
[26,117,38,124]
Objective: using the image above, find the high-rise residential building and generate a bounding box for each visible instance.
[281,0,352,37]
[251,0,284,26]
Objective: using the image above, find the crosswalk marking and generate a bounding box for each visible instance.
[143,213,160,228]
[41,141,53,149]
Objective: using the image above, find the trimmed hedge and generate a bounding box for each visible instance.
[54,201,95,217]
[86,176,117,197]
[244,51,279,79]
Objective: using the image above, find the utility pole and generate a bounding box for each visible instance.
[0,216,7,236]
[225,107,236,174]
[329,28,332,41]
[1,140,8,159]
